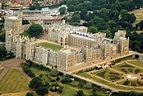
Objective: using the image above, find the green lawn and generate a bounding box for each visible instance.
[61,85,77,96]
[0,68,29,94]
[93,69,122,82]
[113,62,143,74]
[128,60,143,67]
[20,31,31,38]
[37,42,63,51]
[129,9,143,24]
[0,68,4,74]
[31,68,49,77]
[77,67,143,91]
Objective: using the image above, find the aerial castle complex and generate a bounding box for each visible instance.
[4,14,129,72]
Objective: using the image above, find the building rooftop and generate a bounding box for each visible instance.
[71,33,96,41]
[8,16,18,20]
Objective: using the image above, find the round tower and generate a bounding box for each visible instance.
[4,15,22,35]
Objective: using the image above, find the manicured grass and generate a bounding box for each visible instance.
[61,85,77,96]
[78,73,143,91]
[30,68,49,77]
[96,91,107,96]
[1,91,38,96]
[0,68,4,74]
[0,68,29,94]
[37,42,63,51]
[20,31,31,38]
[129,9,143,24]
[69,81,79,87]
[93,69,122,81]
[128,60,143,68]
[77,60,143,91]
[77,72,93,78]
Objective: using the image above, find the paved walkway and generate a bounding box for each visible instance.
[0,58,31,81]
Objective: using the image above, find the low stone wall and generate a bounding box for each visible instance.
[139,54,143,62]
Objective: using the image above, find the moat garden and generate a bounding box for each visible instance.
[0,55,143,96]
[76,56,143,92]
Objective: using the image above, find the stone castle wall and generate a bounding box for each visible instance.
[4,15,130,72]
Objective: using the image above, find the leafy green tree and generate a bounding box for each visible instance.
[50,69,59,77]
[57,86,63,93]
[138,20,143,30]
[80,9,87,20]
[0,32,5,42]
[120,9,128,21]
[61,77,72,84]
[0,47,7,59]
[129,13,136,23]
[89,16,104,25]
[78,82,84,88]
[84,83,92,89]
[25,92,34,96]
[22,20,30,25]
[28,23,43,37]
[67,5,75,12]
[29,77,43,89]
[88,26,98,33]
[59,7,66,15]
[103,30,112,38]
[76,90,84,96]
[71,14,81,23]
[36,86,48,96]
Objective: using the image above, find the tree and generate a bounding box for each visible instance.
[29,77,43,89]
[56,76,60,81]
[88,26,98,33]
[76,90,84,96]
[135,54,139,59]
[59,7,66,15]
[22,20,30,25]
[61,77,72,84]
[129,13,136,23]
[71,14,81,23]
[78,82,84,88]
[28,23,43,37]
[103,30,112,38]
[50,69,59,77]
[84,83,92,89]
[57,86,63,93]
[138,20,143,30]
[36,86,48,96]
[25,92,34,96]
[80,9,87,20]
[0,47,7,59]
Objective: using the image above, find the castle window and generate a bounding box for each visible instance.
[60,37,63,42]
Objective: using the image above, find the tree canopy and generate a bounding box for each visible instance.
[59,7,66,15]
[29,77,43,89]
[36,86,48,95]
[76,90,85,96]
[28,23,43,37]
[22,20,30,25]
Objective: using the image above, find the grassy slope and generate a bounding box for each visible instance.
[129,9,143,24]
[37,42,63,51]
[0,69,4,74]
[0,68,29,94]
[20,31,31,38]
[30,68,49,77]
[128,60,143,67]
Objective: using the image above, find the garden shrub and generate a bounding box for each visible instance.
[123,80,129,85]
